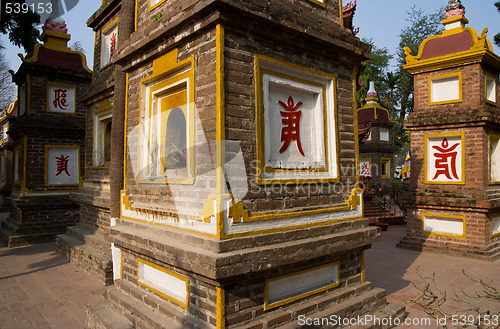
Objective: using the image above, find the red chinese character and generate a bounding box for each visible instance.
[278,96,305,156]
[53,89,68,110]
[110,32,117,61]
[431,138,460,180]
[361,162,371,176]
[56,155,71,176]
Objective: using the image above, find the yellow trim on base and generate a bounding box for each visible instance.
[264,261,340,310]
[137,258,189,308]
[489,132,500,185]
[216,24,226,239]
[421,212,466,239]
[216,286,225,329]
[149,0,167,11]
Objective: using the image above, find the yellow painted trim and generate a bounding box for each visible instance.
[124,74,129,188]
[230,188,361,224]
[489,132,500,185]
[120,190,219,239]
[137,54,195,185]
[216,24,226,239]
[308,0,326,8]
[149,0,167,11]
[44,145,81,186]
[137,258,189,308]
[361,251,365,283]
[46,82,77,114]
[424,132,465,185]
[134,0,138,31]
[421,212,467,239]
[21,33,91,73]
[380,158,391,179]
[264,261,340,310]
[428,72,462,106]
[120,248,124,280]
[339,0,344,27]
[91,101,113,169]
[441,15,469,26]
[258,69,329,175]
[353,69,360,185]
[491,215,500,238]
[216,286,225,329]
[357,102,396,123]
[254,54,339,185]
[485,72,498,105]
[100,18,119,70]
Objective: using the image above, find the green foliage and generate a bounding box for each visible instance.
[0,0,41,53]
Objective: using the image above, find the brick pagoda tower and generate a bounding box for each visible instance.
[0,18,92,247]
[85,0,405,327]
[399,0,500,260]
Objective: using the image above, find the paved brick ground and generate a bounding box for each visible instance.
[365,225,500,328]
[0,217,103,329]
[1,217,498,328]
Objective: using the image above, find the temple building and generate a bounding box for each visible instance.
[0,18,91,247]
[79,0,405,327]
[0,98,18,211]
[399,0,500,260]
[358,81,396,189]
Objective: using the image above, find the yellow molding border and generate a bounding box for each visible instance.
[339,0,343,26]
[380,158,391,179]
[308,0,326,8]
[485,71,498,106]
[124,74,129,188]
[428,72,462,106]
[216,286,225,329]
[229,188,361,225]
[424,132,465,185]
[136,52,195,185]
[216,24,226,239]
[254,54,339,185]
[353,68,360,185]
[91,100,113,169]
[149,0,167,11]
[100,18,119,70]
[264,261,340,310]
[137,258,189,308]
[489,132,500,185]
[46,81,77,114]
[491,215,500,238]
[403,24,499,73]
[44,145,81,187]
[421,212,467,239]
[120,190,218,239]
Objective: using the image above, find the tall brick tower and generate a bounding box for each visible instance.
[86,0,405,327]
[399,0,500,260]
[0,18,92,247]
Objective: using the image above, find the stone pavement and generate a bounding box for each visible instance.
[365,225,500,328]
[0,218,499,329]
[0,217,103,329]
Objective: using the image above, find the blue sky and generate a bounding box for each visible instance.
[1,0,499,72]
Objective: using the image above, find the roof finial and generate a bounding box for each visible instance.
[445,0,466,19]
